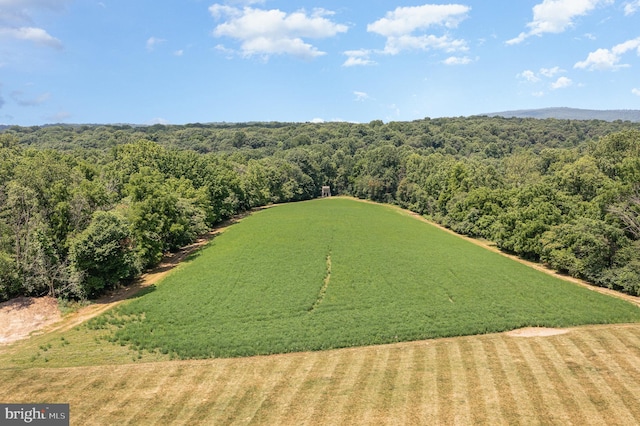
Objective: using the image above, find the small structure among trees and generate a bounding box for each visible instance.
[321,186,331,197]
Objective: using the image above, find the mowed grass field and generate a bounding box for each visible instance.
[93,197,640,358]
[2,324,640,424]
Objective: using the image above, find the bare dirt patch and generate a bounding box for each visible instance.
[504,327,570,337]
[0,297,61,344]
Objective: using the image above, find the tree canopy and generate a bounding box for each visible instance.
[1,117,639,300]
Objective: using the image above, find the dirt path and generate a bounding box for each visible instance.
[0,210,259,345]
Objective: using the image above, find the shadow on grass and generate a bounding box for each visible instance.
[126,284,156,300]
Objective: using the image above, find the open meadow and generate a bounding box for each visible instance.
[2,324,640,424]
[1,197,640,424]
[91,197,640,358]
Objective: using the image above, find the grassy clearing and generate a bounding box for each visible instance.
[2,324,640,425]
[88,197,640,358]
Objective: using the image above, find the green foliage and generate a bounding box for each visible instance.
[100,199,640,359]
[0,250,19,300]
[68,211,137,298]
[604,241,640,295]
[541,218,628,282]
[2,118,640,301]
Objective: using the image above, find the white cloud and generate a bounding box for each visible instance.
[0,26,62,49]
[0,0,69,50]
[353,91,370,101]
[368,4,470,36]
[382,34,467,55]
[625,0,640,15]
[443,56,472,65]
[173,49,184,56]
[209,5,348,60]
[343,57,374,67]
[540,66,562,77]
[310,118,325,123]
[507,0,613,45]
[146,37,166,51]
[519,70,541,82]
[342,49,376,67]
[632,88,640,96]
[518,67,572,91]
[10,90,50,106]
[551,76,573,89]
[574,37,640,70]
[0,0,70,24]
[368,4,470,55]
[575,48,622,69]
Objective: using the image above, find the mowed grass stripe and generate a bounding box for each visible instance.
[282,351,343,426]
[154,366,210,425]
[448,340,473,425]
[515,339,576,425]
[435,342,454,424]
[330,348,380,425]
[540,336,606,425]
[240,355,306,425]
[304,349,356,425]
[88,366,153,423]
[210,359,281,425]
[121,364,187,425]
[5,326,640,423]
[391,345,414,425]
[94,198,640,360]
[528,338,591,425]
[0,370,34,400]
[546,337,610,425]
[357,348,395,425]
[481,339,522,424]
[219,357,294,425]
[172,362,230,425]
[567,333,640,424]
[502,337,554,423]
[559,335,636,422]
[404,344,429,424]
[494,337,541,422]
[464,338,506,425]
[418,344,439,424]
[602,328,640,380]
[181,360,249,424]
[457,339,491,424]
[247,352,321,425]
[609,326,640,360]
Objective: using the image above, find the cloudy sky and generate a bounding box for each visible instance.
[1,0,639,125]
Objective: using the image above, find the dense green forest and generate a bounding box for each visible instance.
[1,116,639,301]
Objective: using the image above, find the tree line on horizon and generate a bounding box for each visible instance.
[0,116,639,302]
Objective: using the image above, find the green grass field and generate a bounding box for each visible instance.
[90,198,640,359]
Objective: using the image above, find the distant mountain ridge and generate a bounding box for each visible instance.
[482,107,640,122]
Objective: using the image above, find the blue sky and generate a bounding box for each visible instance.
[1,0,639,125]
